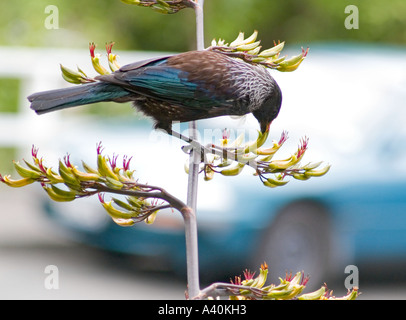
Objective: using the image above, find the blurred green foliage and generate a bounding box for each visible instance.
[0,147,17,174]
[0,78,20,113]
[0,0,405,52]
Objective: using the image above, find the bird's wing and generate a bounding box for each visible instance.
[118,55,171,72]
[97,52,237,110]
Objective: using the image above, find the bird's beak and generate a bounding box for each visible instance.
[260,121,271,134]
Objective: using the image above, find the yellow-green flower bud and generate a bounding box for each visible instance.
[263,176,289,188]
[60,64,94,84]
[0,175,35,188]
[236,41,261,52]
[237,30,258,46]
[13,161,43,179]
[220,163,245,176]
[243,128,269,153]
[145,211,158,224]
[247,45,262,56]
[71,166,101,182]
[46,167,64,184]
[302,161,323,170]
[204,165,215,181]
[276,47,309,72]
[268,155,298,170]
[266,287,295,299]
[105,176,124,190]
[304,164,331,177]
[258,41,285,58]
[333,287,359,300]
[292,172,311,181]
[58,160,81,189]
[252,263,268,289]
[41,184,77,202]
[100,199,134,220]
[81,160,99,174]
[112,217,136,227]
[97,154,118,180]
[89,43,109,75]
[120,0,141,4]
[229,32,245,47]
[298,286,326,300]
[106,42,121,72]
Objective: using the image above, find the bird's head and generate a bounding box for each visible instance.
[252,79,282,134]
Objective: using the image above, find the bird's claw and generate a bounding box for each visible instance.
[181,144,193,154]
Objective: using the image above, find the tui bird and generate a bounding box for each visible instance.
[28,50,282,134]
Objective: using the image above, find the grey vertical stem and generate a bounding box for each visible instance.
[195,0,205,51]
[184,0,205,298]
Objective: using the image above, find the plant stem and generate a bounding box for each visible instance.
[195,0,205,51]
[184,0,205,299]
[195,282,268,300]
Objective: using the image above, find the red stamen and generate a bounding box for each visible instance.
[64,154,72,168]
[31,145,39,159]
[278,130,289,145]
[230,276,242,285]
[106,42,115,55]
[98,193,105,203]
[297,136,309,159]
[243,269,256,280]
[109,153,118,169]
[123,155,133,171]
[96,141,104,155]
[302,47,309,58]
[302,274,310,286]
[89,42,96,58]
[38,158,46,173]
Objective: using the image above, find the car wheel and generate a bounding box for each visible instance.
[251,201,331,289]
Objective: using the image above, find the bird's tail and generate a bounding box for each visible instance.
[28,82,131,115]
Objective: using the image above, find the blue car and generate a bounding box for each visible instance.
[43,44,406,287]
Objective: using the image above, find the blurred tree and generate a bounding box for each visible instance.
[0,0,405,50]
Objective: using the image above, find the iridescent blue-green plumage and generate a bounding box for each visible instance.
[28,50,282,133]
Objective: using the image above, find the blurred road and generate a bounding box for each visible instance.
[0,187,186,300]
[0,187,405,300]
